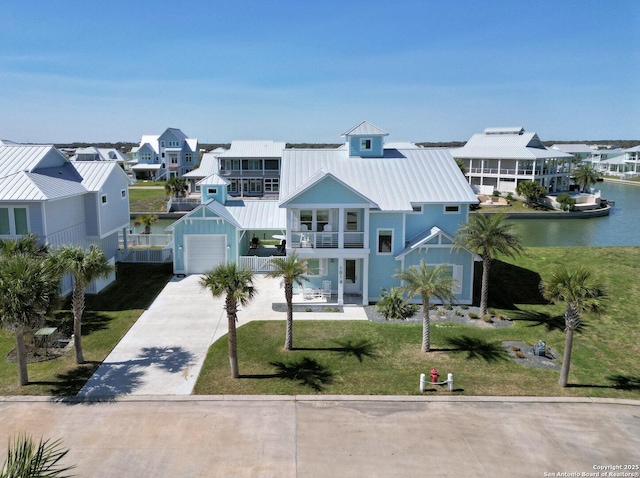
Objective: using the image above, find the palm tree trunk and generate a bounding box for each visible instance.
[72,280,86,364]
[227,297,239,378]
[284,282,293,350]
[559,304,579,387]
[15,328,28,386]
[480,255,491,316]
[421,302,430,352]
[559,327,574,387]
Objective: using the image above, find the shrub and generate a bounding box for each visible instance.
[506,192,514,202]
[556,192,576,211]
[482,315,493,323]
[445,304,453,310]
[460,305,469,310]
[375,287,417,320]
[510,346,521,351]
[455,310,463,317]
[304,307,312,312]
[493,190,501,197]
[468,312,479,319]
[515,352,526,359]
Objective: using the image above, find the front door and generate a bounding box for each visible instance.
[344,259,360,293]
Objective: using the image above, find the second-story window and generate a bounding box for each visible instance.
[186,153,192,163]
[377,229,393,254]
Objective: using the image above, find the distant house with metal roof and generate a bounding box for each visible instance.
[452,127,574,195]
[130,128,198,181]
[0,141,131,293]
[182,148,227,194]
[169,121,477,306]
[71,146,131,171]
[217,140,286,197]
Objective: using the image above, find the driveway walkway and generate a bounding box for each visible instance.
[79,275,367,397]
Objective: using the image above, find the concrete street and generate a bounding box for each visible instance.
[0,396,638,477]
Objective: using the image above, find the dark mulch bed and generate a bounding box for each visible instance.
[272,303,343,313]
[364,305,514,328]
[502,341,561,371]
[6,342,71,364]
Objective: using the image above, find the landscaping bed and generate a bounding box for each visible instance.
[272,303,343,313]
[502,341,561,371]
[364,305,513,328]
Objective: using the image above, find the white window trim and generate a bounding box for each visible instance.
[410,204,423,214]
[426,263,463,295]
[360,138,372,151]
[444,205,460,214]
[207,187,218,195]
[0,206,29,236]
[306,258,328,277]
[376,228,393,255]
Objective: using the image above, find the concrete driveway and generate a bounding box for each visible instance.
[0,396,638,477]
[79,274,367,397]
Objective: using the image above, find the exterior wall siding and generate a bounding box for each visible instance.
[404,204,466,240]
[367,212,404,300]
[44,197,85,239]
[287,177,368,205]
[348,136,384,157]
[96,169,130,236]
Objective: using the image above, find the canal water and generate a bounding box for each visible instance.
[130,182,639,247]
[507,182,640,246]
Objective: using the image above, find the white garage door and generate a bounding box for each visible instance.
[185,235,226,274]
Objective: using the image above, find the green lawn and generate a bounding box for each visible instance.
[194,247,640,398]
[129,187,168,213]
[0,263,173,396]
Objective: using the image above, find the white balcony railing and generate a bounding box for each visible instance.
[291,231,364,249]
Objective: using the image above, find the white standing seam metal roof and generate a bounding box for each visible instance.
[218,140,286,158]
[452,128,573,160]
[384,142,421,149]
[625,145,640,153]
[197,174,229,186]
[550,144,595,154]
[183,153,220,178]
[342,121,388,137]
[139,135,160,154]
[280,147,478,211]
[167,199,286,231]
[0,144,124,201]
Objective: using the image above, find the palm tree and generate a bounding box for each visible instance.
[455,213,524,316]
[573,164,600,192]
[0,233,49,257]
[455,158,467,176]
[515,180,547,207]
[165,177,188,198]
[200,263,256,378]
[541,266,606,387]
[55,244,114,364]
[0,254,61,385]
[1,434,75,478]
[266,252,310,350]
[394,261,457,352]
[134,214,159,234]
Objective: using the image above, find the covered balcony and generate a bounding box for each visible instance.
[289,208,367,250]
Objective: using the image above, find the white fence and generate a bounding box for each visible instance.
[238,255,276,272]
[121,233,172,248]
[118,248,173,263]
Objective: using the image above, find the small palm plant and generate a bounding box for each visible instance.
[1,434,75,478]
[134,214,159,234]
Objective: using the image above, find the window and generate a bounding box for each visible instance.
[440,265,463,295]
[300,210,313,231]
[0,207,29,236]
[185,153,192,163]
[264,178,279,192]
[377,229,393,254]
[243,159,262,170]
[249,179,262,193]
[207,187,217,195]
[316,210,329,232]
[346,210,359,231]
[264,159,279,170]
[411,205,422,213]
[225,159,241,171]
[360,138,372,150]
[101,195,107,204]
[121,190,126,199]
[306,258,327,276]
[160,141,165,148]
[228,179,239,193]
[170,156,179,165]
[444,205,460,214]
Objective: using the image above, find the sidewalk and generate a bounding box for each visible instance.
[78,275,367,397]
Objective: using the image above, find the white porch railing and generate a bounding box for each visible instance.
[167,197,201,212]
[291,231,364,249]
[118,248,173,263]
[239,255,276,272]
[121,233,172,248]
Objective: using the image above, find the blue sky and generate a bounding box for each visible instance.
[1,0,638,144]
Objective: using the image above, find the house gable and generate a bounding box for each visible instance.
[280,171,377,207]
[342,121,388,158]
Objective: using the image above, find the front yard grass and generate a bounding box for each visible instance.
[194,247,640,398]
[0,263,173,396]
[129,187,168,213]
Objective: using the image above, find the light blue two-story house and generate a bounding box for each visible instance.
[0,140,131,293]
[169,122,478,306]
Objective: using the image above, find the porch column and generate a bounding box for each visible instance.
[337,257,344,306]
[122,226,128,255]
[361,255,369,305]
[338,208,344,249]
[363,207,370,249]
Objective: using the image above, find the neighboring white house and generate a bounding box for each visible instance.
[452,127,574,195]
[182,147,227,194]
[0,141,131,293]
[130,128,198,181]
[70,146,131,172]
[217,140,286,197]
